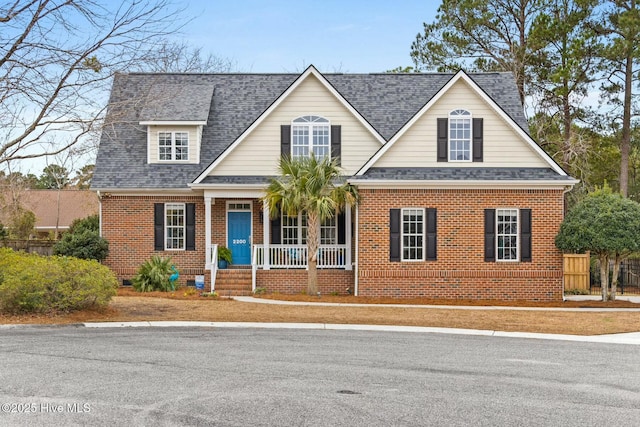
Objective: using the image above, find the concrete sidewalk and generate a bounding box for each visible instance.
[234,296,640,312]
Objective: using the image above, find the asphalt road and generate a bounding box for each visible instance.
[0,326,639,426]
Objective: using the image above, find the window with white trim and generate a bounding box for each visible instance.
[497,209,518,261]
[159,131,189,161]
[281,212,337,245]
[165,203,185,250]
[292,115,330,159]
[449,109,471,161]
[402,208,424,261]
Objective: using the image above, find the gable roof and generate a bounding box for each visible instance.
[193,66,387,184]
[92,69,535,190]
[356,70,566,177]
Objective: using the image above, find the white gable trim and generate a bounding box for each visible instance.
[193,65,386,184]
[355,70,567,176]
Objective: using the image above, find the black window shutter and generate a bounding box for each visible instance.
[154,203,164,251]
[426,208,437,261]
[271,216,281,244]
[437,118,448,162]
[390,209,401,262]
[186,203,195,251]
[484,209,496,262]
[520,208,532,262]
[331,125,341,166]
[337,212,346,245]
[281,125,291,158]
[473,118,483,162]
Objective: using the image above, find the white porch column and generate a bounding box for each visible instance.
[205,196,212,269]
[345,203,352,271]
[263,200,270,270]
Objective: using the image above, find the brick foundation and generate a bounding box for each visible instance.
[256,269,354,295]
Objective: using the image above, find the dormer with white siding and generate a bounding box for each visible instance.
[139,83,214,165]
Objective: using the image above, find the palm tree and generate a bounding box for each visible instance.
[263,154,358,295]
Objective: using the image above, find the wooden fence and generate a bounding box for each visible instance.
[563,252,590,291]
[0,240,55,256]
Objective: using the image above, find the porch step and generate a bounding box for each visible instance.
[214,268,252,296]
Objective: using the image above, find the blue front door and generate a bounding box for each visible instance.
[227,211,251,265]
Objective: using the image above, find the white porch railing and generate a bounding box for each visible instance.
[209,244,218,293]
[252,244,348,269]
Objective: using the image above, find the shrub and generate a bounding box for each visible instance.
[132,256,176,292]
[0,248,118,314]
[8,208,35,239]
[54,215,109,261]
[54,229,109,261]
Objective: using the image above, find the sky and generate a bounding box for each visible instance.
[180,0,437,73]
[17,0,439,175]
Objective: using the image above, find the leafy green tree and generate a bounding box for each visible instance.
[593,0,640,197]
[72,164,94,189]
[8,208,35,239]
[53,215,108,261]
[263,155,358,295]
[555,186,640,300]
[37,164,70,189]
[410,0,550,104]
[529,0,599,172]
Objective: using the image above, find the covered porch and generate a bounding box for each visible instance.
[200,189,353,293]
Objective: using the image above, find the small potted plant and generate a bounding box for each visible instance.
[217,246,232,269]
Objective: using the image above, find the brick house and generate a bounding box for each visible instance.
[92,66,577,301]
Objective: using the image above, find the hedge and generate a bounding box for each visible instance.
[0,248,118,314]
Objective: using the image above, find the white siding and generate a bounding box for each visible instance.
[147,125,201,164]
[374,79,548,168]
[210,74,381,176]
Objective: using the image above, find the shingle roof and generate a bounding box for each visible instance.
[92,70,533,190]
[357,167,573,181]
[7,190,99,230]
[139,83,214,122]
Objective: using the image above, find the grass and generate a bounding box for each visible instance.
[1,287,640,336]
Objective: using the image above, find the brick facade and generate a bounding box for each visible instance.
[101,188,566,301]
[101,195,207,286]
[356,188,565,301]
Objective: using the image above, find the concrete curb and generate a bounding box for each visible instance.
[80,321,640,346]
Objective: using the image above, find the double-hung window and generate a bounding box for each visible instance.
[281,212,337,245]
[402,208,424,261]
[496,209,518,261]
[165,203,185,250]
[159,131,189,161]
[449,109,471,161]
[291,116,330,159]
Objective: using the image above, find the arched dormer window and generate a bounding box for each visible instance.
[291,115,330,159]
[449,109,472,161]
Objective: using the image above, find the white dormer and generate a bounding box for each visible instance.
[141,121,205,164]
[139,82,214,165]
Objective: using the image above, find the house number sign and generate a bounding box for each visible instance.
[233,239,247,245]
